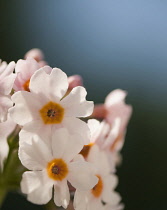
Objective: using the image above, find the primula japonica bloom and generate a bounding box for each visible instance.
[0,60,16,122]
[92,90,132,159]
[74,145,121,210]
[10,67,93,145]
[19,128,98,208]
[13,57,41,92]
[80,119,119,171]
[0,116,16,169]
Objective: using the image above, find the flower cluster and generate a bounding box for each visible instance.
[0,49,132,209]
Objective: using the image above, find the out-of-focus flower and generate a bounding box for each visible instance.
[68,75,83,90]
[91,89,132,167]
[74,145,120,210]
[0,60,16,122]
[0,116,16,169]
[24,48,47,67]
[10,67,93,145]
[19,128,98,208]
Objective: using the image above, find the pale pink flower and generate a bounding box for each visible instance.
[0,116,16,169]
[9,67,93,145]
[92,89,132,155]
[19,128,98,208]
[74,145,120,210]
[13,58,41,91]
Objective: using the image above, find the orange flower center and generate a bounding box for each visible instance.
[79,143,94,159]
[39,101,64,124]
[23,79,30,91]
[47,158,68,181]
[91,175,103,198]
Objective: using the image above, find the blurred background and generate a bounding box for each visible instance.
[0,0,167,209]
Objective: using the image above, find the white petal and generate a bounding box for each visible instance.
[21,171,53,205]
[61,86,94,117]
[102,174,119,204]
[54,180,70,209]
[9,91,41,125]
[0,94,13,122]
[68,161,98,191]
[62,117,91,145]
[19,120,51,146]
[74,190,89,210]
[51,128,83,162]
[29,68,68,101]
[19,135,52,170]
[105,89,127,107]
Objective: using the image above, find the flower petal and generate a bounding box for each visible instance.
[9,91,41,125]
[54,180,70,209]
[19,135,52,170]
[68,161,98,191]
[62,117,91,145]
[61,86,94,117]
[29,68,68,101]
[21,171,53,205]
[105,89,127,107]
[51,128,83,162]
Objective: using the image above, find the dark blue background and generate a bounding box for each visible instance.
[0,1,167,209]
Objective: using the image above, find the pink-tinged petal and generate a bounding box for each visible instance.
[9,91,41,125]
[62,117,91,145]
[15,58,39,76]
[0,61,16,95]
[106,103,132,133]
[21,171,53,205]
[51,128,83,162]
[68,75,83,90]
[54,180,70,209]
[91,104,106,119]
[68,161,98,191]
[29,68,68,101]
[24,48,44,62]
[61,86,93,118]
[19,136,52,170]
[19,120,51,146]
[105,89,127,107]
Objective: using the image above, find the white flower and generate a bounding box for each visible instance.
[0,116,16,170]
[0,60,16,122]
[19,128,98,208]
[13,57,41,91]
[74,145,119,210]
[9,67,93,145]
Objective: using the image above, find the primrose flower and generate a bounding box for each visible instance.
[10,67,93,145]
[91,89,132,165]
[74,145,120,210]
[0,60,16,122]
[13,57,41,91]
[0,116,16,169]
[19,128,98,208]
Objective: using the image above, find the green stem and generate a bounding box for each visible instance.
[0,187,7,208]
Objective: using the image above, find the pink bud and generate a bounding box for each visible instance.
[24,48,44,62]
[68,75,83,90]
